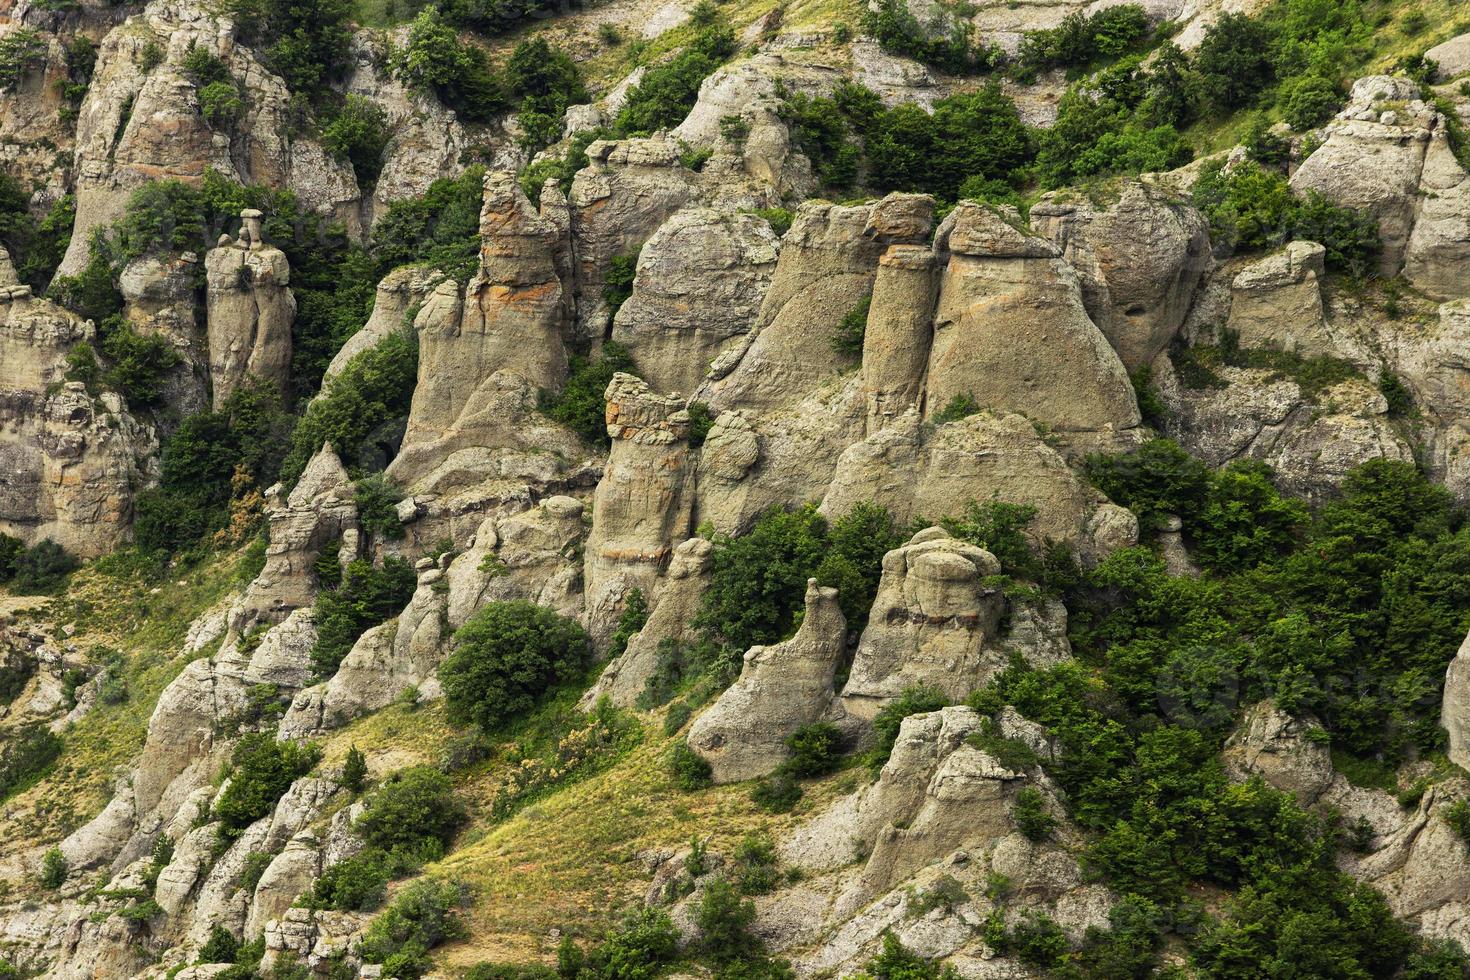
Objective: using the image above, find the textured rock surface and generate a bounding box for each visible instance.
[862,244,937,433]
[1225,241,1333,357]
[582,536,714,708]
[583,374,695,644]
[687,580,845,782]
[926,203,1140,432]
[204,211,296,406]
[840,529,1004,719]
[0,285,158,557]
[1031,181,1210,370]
[610,208,780,396]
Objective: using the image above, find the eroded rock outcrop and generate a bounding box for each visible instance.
[839,528,1004,720]
[205,210,295,407]
[1225,241,1334,358]
[610,208,780,396]
[0,278,158,557]
[582,536,714,709]
[687,580,845,782]
[584,374,695,643]
[925,203,1141,433]
[862,244,938,434]
[1031,181,1210,370]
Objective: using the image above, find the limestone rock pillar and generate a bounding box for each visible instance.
[204,208,295,407]
[862,243,937,434]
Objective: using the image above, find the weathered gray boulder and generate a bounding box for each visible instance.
[1032,182,1210,370]
[610,208,780,396]
[1225,241,1333,357]
[1403,126,1470,301]
[1427,32,1470,82]
[687,580,845,782]
[925,203,1140,433]
[840,529,1004,719]
[1444,629,1470,772]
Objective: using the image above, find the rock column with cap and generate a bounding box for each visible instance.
[205,208,297,407]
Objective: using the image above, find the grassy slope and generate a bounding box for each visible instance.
[0,547,255,877]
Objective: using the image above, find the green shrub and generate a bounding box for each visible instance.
[305,849,393,911]
[830,296,870,359]
[861,0,985,74]
[440,601,592,732]
[341,744,368,792]
[666,741,712,791]
[663,699,694,735]
[1192,461,1307,572]
[465,964,558,980]
[40,846,66,888]
[505,38,588,153]
[784,723,842,777]
[0,28,45,89]
[1085,437,1211,536]
[750,773,802,813]
[322,95,391,189]
[1280,74,1343,130]
[731,832,781,895]
[390,7,505,122]
[864,86,1031,202]
[355,765,466,857]
[215,733,320,836]
[310,557,417,679]
[540,340,637,448]
[0,724,62,803]
[697,877,757,962]
[1445,801,1470,845]
[687,401,715,448]
[1192,160,1379,275]
[9,539,80,594]
[864,932,949,980]
[359,877,470,978]
[198,80,242,128]
[616,25,735,135]
[931,394,980,424]
[1015,5,1152,76]
[0,176,71,291]
[99,318,181,408]
[1011,787,1056,841]
[238,850,272,894]
[607,588,647,659]
[580,907,679,980]
[1192,12,1278,111]
[354,474,406,541]
[222,0,353,102]
[603,251,640,317]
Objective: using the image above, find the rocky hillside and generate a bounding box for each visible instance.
[4,0,1470,976]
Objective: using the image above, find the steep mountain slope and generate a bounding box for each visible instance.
[2,0,1470,977]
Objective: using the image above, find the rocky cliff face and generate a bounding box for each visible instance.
[5,1,1470,977]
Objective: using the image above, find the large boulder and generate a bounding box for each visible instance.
[686,580,846,783]
[1444,629,1470,771]
[925,203,1140,433]
[204,210,296,407]
[1031,181,1210,370]
[1224,241,1334,358]
[839,528,1004,719]
[862,244,938,434]
[610,208,780,396]
[1402,126,1470,301]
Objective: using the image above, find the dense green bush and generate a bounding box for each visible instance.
[830,296,870,359]
[864,932,951,980]
[221,0,353,102]
[539,340,636,448]
[574,907,680,980]
[783,723,842,777]
[0,170,73,290]
[1192,12,1279,111]
[354,473,406,542]
[133,381,294,555]
[355,765,467,857]
[391,7,505,122]
[1014,5,1152,78]
[616,24,736,135]
[0,28,45,89]
[1010,786,1056,841]
[310,557,417,679]
[440,601,591,732]
[40,846,67,888]
[359,877,469,978]
[214,733,320,836]
[371,166,485,283]
[861,0,987,74]
[98,317,181,408]
[506,38,588,152]
[321,95,391,189]
[1280,73,1343,130]
[2,539,80,595]
[279,327,419,489]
